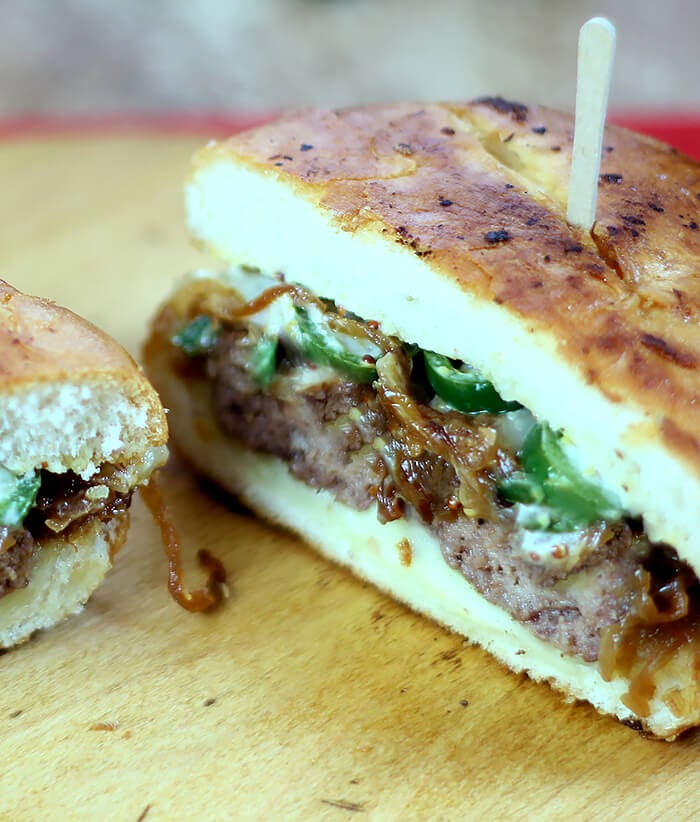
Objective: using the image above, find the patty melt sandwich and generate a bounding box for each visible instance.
[144,98,700,739]
[0,279,168,646]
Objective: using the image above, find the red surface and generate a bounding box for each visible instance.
[0,110,699,160]
[610,113,700,160]
[0,112,275,140]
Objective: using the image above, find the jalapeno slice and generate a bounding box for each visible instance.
[424,351,521,414]
[250,335,278,389]
[171,315,220,356]
[0,468,41,528]
[520,421,568,482]
[497,471,545,506]
[294,306,378,383]
[500,423,622,530]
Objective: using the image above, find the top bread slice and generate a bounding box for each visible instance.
[0,280,168,476]
[184,98,700,574]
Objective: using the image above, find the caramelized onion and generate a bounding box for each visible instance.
[192,279,391,351]
[44,494,114,533]
[140,477,226,613]
[375,351,499,521]
[200,282,309,322]
[371,456,405,524]
[599,553,700,719]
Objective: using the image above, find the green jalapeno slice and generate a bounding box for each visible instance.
[294,306,378,384]
[0,468,41,528]
[250,335,278,388]
[500,423,622,531]
[171,314,220,356]
[424,351,521,414]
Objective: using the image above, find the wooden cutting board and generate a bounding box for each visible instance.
[0,133,698,822]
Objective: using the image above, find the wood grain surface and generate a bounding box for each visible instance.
[0,135,698,822]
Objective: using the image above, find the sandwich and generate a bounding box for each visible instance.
[0,279,169,647]
[143,97,700,739]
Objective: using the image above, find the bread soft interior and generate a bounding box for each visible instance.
[0,380,161,478]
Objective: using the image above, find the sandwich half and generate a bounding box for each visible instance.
[0,279,168,647]
[144,98,700,739]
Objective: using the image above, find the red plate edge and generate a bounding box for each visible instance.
[0,111,276,140]
[0,110,699,161]
[611,113,700,160]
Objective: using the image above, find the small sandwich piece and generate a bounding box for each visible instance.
[145,98,700,739]
[0,279,168,647]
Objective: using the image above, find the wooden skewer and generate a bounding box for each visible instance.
[567,17,617,230]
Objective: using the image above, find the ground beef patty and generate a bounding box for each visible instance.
[0,529,35,595]
[210,329,388,510]
[435,517,645,661]
[208,329,683,662]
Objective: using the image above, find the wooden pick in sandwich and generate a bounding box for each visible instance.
[567,17,617,230]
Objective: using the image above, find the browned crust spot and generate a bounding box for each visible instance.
[640,332,697,370]
[473,96,529,122]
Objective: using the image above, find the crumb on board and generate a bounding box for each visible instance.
[90,721,119,732]
[321,799,366,813]
[396,538,412,566]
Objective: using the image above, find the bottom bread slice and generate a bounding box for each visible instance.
[0,511,128,649]
[150,349,700,740]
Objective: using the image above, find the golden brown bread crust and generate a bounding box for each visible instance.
[0,279,167,450]
[194,98,700,481]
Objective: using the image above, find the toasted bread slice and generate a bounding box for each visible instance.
[0,280,168,646]
[146,99,700,737]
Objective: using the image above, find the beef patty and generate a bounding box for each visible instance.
[207,329,688,663]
